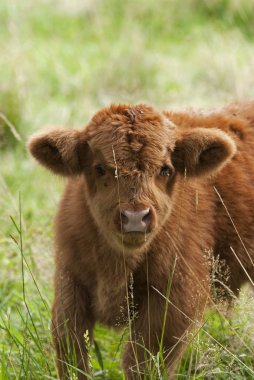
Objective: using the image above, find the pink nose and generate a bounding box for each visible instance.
[120,208,151,232]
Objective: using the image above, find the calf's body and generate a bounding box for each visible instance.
[29,101,254,379]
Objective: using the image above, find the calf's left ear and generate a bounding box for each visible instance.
[28,128,88,176]
[172,128,236,177]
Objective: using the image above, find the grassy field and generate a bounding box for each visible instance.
[1,0,254,378]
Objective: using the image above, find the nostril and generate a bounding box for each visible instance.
[142,209,151,225]
[120,211,129,225]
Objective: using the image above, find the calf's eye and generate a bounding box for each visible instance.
[95,164,106,176]
[160,164,173,177]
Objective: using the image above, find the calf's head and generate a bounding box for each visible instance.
[29,104,236,253]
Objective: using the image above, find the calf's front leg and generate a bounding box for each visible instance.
[51,269,94,380]
[122,283,209,380]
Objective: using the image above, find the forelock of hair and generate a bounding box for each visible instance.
[90,104,160,127]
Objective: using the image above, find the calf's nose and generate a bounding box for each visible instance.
[120,208,151,232]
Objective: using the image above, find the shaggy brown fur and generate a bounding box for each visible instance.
[29,101,254,379]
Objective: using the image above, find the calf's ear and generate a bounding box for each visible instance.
[28,128,88,176]
[172,128,236,178]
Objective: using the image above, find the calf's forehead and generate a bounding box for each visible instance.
[84,104,175,169]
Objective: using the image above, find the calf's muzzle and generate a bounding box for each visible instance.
[120,208,151,233]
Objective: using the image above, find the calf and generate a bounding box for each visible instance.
[29,101,254,379]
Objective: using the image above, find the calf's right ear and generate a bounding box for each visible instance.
[28,128,88,176]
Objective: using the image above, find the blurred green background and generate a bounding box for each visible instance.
[0,0,254,379]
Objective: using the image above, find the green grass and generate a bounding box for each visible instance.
[1,0,254,378]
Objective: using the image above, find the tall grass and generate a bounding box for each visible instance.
[1,0,254,378]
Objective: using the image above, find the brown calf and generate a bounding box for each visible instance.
[29,101,254,379]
